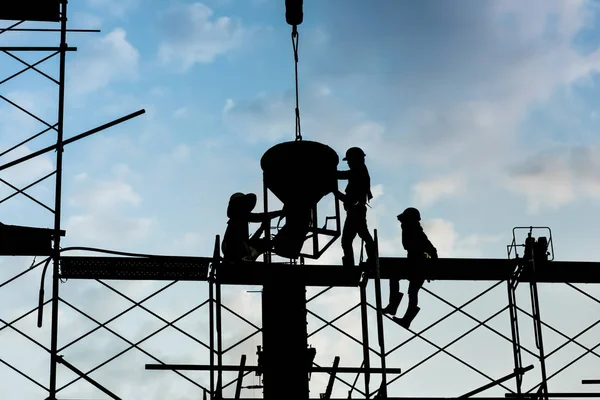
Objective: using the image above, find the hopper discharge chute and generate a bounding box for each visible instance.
[261,140,339,259]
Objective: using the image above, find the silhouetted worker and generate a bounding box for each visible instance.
[383,207,437,329]
[222,192,284,262]
[336,147,376,267]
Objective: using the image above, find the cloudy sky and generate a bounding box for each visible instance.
[2,0,600,398]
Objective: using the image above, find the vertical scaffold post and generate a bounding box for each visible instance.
[262,282,309,400]
[209,235,220,399]
[49,1,68,398]
[373,230,387,397]
[360,283,371,397]
[528,244,548,400]
[507,278,523,394]
[216,255,224,397]
[507,231,525,395]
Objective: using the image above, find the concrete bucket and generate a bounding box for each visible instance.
[260,140,339,259]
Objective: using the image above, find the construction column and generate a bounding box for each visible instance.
[262,282,308,399]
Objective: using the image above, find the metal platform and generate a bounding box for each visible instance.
[59,256,211,281]
[217,262,363,286]
[0,0,61,22]
[377,257,600,283]
[0,223,65,256]
[56,255,600,284]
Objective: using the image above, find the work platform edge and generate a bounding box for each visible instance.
[55,256,600,284]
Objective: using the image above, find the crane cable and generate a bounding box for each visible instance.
[292,27,301,141]
[286,0,303,141]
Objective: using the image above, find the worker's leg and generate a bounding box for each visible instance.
[390,279,399,295]
[407,278,425,310]
[382,279,402,315]
[394,256,425,328]
[247,237,271,260]
[352,205,376,264]
[393,278,424,327]
[250,237,270,253]
[341,210,358,266]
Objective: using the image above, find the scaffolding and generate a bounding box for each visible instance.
[1,2,600,400]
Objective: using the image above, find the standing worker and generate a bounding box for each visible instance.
[222,192,285,262]
[383,207,437,329]
[336,147,376,268]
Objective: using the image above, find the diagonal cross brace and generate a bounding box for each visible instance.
[57,297,210,394]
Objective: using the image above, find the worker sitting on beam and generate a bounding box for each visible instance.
[335,147,376,268]
[221,192,285,262]
[383,207,437,329]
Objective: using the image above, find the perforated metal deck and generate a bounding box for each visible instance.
[60,256,211,280]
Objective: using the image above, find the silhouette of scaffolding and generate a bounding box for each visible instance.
[0,2,143,399]
[1,2,600,400]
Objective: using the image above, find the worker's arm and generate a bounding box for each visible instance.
[337,170,352,180]
[247,209,284,223]
[333,190,347,202]
[424,235,438,259]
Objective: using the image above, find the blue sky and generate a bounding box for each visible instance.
[2,0,600,398]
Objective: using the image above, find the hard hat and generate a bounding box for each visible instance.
[227,192,257,218]
[397,207,421,223]
[342,147,366,161]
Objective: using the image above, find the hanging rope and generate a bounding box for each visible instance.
[286,0,303,141]
[292,26,302,141]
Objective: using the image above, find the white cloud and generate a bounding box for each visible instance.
[412,175,465,207]
[173,107,189,119]
[378,218,503,259]
[222,87,389,157]
[170,143,191,162]
[0,144,54,188]
[86,0,140,18]
[0,89,58,142]
[157,2,245,71]
[71,11,103,29]
[421,218,503,258]
[223,0,600,214]
[505,145,600,212]
[68,28,140,96]
[70,179,142,210]
[222,98,235,114]
[74,172,89,182]
[64,213,154,245]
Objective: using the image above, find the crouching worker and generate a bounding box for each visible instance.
[383,207,437,329]
[222,192,284,262]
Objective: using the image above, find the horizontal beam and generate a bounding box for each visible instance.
[1,28,100,32]
[0,109,145,172]
[145,364,401,374]
[376,257,600,283]
[582,380,600,385]
[0,46,77,51]
[59,256,211,281]
[217,262,363,287]
[505,394,600,398]
[0,224,65,256]
[0,1,61,23]
[216,396,536,400]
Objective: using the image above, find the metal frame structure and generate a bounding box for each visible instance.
[0,3,144,399]
[2,2,600,400]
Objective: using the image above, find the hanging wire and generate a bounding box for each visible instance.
[291,25,302,141]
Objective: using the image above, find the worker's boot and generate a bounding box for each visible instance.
[392,305,420,329]
[382,292,403,316]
